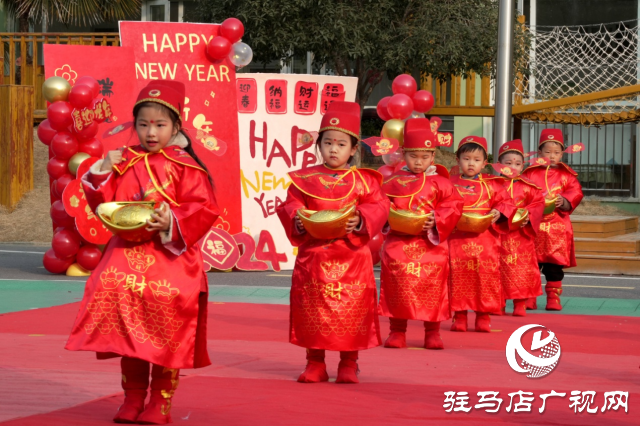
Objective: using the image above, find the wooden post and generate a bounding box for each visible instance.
[0,85,34,211]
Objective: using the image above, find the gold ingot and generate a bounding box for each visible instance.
[381,119,405,146]
[97,201,158,242]
[510,208,529,230]
[544,197,557,215]
[296,206,356,240]
[68,152,91,176]
[388,208,433,235]
[66,263,91,276]
[42,76,71,103]
[456,212,494,233]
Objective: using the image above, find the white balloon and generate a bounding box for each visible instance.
[403,110,426,122]
[229,42,253,68]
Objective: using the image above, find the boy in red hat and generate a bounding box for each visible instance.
[379,118,463,349]
[496,140,545,316]
[448,136,516,332]
[521,129,584,311]
[66,80,218,424]
[276,101,389,384]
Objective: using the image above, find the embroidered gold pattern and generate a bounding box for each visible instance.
[403,242,426,260]
[100,266,126,289]
[124,247,156,273]
[150,280,180,304]
[320,260,349,280]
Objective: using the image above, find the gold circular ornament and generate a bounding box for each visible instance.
[42,76,71,103]
[68,152,91,176]
[149,89,161,97]
[424,140,432,148]
[329,117,340,126]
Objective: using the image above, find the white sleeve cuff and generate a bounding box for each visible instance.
[160,208,187,256]
[81,160,113,191]
[90,159,112,175]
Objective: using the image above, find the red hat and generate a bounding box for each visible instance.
[498,139,524,158]
[539,128,564,148]
[458,135,488,153]
[319,101,361,140]
[135,80,186,122]
[403,118,436,151]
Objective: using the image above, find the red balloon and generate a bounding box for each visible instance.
[412,90,435,113]
[206,36,232,60]
[47,101,74,131]
[387,94,414,120]
[50,183,60,202]
[50,200,75,228]
[47,157,69,179]
[75,76,100,98]
[220,18,245,44]
[52,229,81,259]
[68,84,94,109]
[37,119,57,145]
[75,121,99,140]
[392,74,418,97]
[43,249,74,274]
[53,174,73,198]
[77,245,102,271]
[51,132,79,160]
[376,96,393,121]
[367,232,384,265]
[378,164,395,180]
[78,138,104,157]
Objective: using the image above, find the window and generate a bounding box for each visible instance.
[150,5,166,22]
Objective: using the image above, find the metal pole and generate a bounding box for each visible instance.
[493,0,516,155]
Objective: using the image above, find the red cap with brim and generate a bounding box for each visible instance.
[498,139,524,157]
[135,80,186,122]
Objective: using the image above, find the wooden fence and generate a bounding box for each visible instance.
[0,32,120,119]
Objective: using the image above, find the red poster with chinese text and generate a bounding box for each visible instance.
[294,81,318,115]
[119,21,241,234]
[265,79,287,114]
[237,78,257,113]
[320,83,346,114]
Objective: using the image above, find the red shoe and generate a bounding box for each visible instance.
[545,281,563,311]
[137,365,178,425]
[450,311,468,332]
[336,351,359,384]
[525,297,538,310]
[114,357,149,424]
[298,360,329,383]
[513,299,527,317]
[384,331,407,348]
[475,312,491,332]
[424,321,444,350]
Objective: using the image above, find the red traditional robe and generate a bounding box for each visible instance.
[521,163,584,267]
[379,167,463,322]
[448,174,516,314]
[276,164,389,351]
[66,144,219,369]
[499,177,545,300]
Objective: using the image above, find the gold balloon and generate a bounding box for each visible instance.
[43,76,71,103]
[66,263,91,277]
[68,152,91,176]
[381,119,405,146]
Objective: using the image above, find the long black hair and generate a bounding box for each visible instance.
[133,101,214,188]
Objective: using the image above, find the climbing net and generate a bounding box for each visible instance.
[514,20,640,125]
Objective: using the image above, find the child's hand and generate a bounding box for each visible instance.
[555,194,565,207]
[345,210,362,234]
[521,216,530,227]
[146,202,171,232]
[555,194,570,210]
[101,150,123,172]
[422,215,435,231]
[295,215,305,233]
[490,209,501,224]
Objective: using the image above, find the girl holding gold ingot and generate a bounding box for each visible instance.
[378,118,463,350]
[66,80,218,424]
[276,102,390,384]
[448,137,516,333]
[496,140,545,316]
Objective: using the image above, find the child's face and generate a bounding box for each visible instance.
[539,142,563,165]
[457,147,487,177]
[136,106,178,153]
[499,152,524,175]
[403,150,435,174]
[319,130,357,169]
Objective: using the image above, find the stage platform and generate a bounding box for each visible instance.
[0,295,638,425]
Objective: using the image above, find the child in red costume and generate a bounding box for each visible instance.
[276,102,389,384]
[448,136,516,332]
[496,140,545,316]
[521,129,584,311]
[379,118,463,349]
[66,80,218,424]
